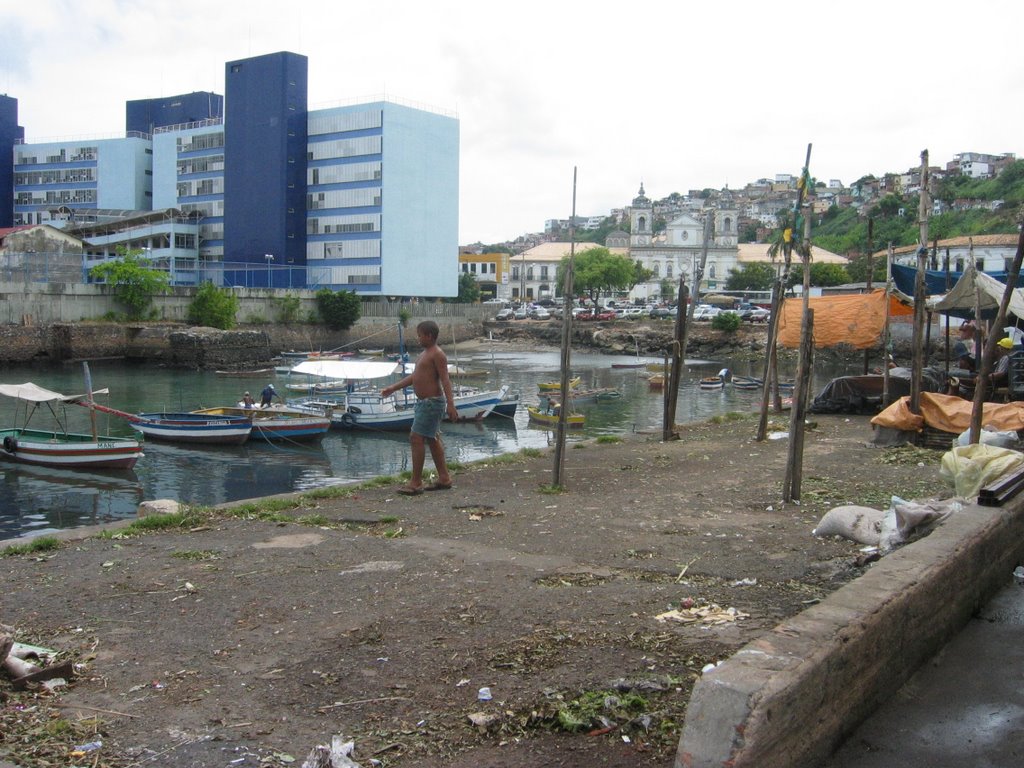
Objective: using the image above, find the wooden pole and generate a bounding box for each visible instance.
[552,167,578,488]
[757,143,811,441]
[665,213,711,439]
[863,218,874,374]
[783,192,814,502]
[663,277,688,440]
[970,218,1024,442]
[909,150,930,415]
[882,244,894,406]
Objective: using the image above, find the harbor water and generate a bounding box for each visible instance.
[0,347,854,539]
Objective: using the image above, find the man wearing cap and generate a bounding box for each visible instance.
[260,383,281,408]
[989,337,1015,389]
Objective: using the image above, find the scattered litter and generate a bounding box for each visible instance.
[300,734,363,768]
[72,740,102,753]
[467,711,499,728]
[477,686,492,701]
[456,678,470,687]
[768,431,788,440]
[655,603,750,626]
[731,578,757,587]
[701,661,723,674]
[1014,566,1024,585]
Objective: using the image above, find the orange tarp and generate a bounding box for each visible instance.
[871,392,1024,434]
[777,290,913,349]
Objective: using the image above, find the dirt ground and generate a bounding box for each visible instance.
[0,411,946,768]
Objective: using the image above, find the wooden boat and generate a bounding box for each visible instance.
[358,348,385,357]
[540,387,621,407]
[538,376,581,392]
[214,368,276,378]
[611,362,647,369]
[284,359,507,430]
[699,368,731,391]
[0,382,145,470]
[732,375,763,391]
[192,406,330,442]
[647,374,665,390]
[527,406,585,428]
[131,413,253,445]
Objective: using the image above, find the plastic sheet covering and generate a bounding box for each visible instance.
[871,392,1024,434]
[777,289,914,350]
[939,443,1024,498]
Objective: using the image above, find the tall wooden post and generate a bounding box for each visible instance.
[909,150,930,415]
[664,212,711,439]
[552,167,577,487]
[863,217,874,374]
[757,143,811,441]
[783,194,814,502]
[882,244,894,407]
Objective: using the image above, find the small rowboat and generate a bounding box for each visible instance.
[541,388,621,407]
[358,348,385,357]
[699,368,730,391]
[538,376,580,392]
[192,406,330,442]
[732,375,763,391]
[527,406,585,428]
[132,413,253,445]
[647,374,665,390]
[1,381,145,470]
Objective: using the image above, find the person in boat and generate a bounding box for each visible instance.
[260,383,282,408]
[990,337,1014,389]
[380,320,458,495]
[241,391,256,409]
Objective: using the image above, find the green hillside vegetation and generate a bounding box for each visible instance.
[811,160,1024,257]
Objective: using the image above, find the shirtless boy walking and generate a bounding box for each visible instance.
[381,320,459,495]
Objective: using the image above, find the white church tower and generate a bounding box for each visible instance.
[629,183,653,249]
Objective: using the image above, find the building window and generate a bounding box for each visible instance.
[652,263,660,278]
[540,266,548,280]
[527,267,534,280]
[638,215,647,232]
[666,263,673,278]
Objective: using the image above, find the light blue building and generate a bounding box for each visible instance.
[6,51,460,297]
[306,101,459,296]
[14,135,153,223]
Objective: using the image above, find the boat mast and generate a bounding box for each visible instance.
[82,361,98,441]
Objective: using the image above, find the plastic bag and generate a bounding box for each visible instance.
[939,444,1024,498]
[955,425,1021,449]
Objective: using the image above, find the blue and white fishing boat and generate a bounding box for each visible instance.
[192,405,330,442]
[285,359,508,430]
[88,401,253,445]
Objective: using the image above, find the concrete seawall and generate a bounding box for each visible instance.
[0,317,484,368]
[676,497,1024,768]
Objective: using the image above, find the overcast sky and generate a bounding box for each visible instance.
[3,1,1021,244]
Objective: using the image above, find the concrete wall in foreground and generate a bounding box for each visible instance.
[676,499,1024,768]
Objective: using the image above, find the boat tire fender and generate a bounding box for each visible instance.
[341,412,356,428]
[3,436,17,453]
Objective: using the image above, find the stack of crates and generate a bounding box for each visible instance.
[1008,350,1024,401]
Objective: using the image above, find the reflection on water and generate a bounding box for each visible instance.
[0,349,852,538]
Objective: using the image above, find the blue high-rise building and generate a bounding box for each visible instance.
[223,51,308,288]
[126,92,223,135]
[0,95,25,228]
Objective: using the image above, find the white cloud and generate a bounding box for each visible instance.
[3,0,1022,243]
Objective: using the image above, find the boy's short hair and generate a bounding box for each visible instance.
[417,320,440,340]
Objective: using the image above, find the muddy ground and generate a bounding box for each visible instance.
[0,411,947,768]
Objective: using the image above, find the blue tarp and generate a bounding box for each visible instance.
[891,263,1024,297]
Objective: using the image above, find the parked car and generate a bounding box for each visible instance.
[747,308,771,323]
[495,308,515,321]
[482,298,506,305]
[692,305,721,321]
[649,306,674,319]
[513,307,529,320]
[622,307,645,319]
[528,307,551,320]
[592,309,617,321]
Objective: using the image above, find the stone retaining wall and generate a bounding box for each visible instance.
[675,498,1024,767]
[0,318,485,368]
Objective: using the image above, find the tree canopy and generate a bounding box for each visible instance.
[725,262,776,292]
[451,272,481,303]
[88,246,170,320]
[315,288,361,330]
[556,247,637,302]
